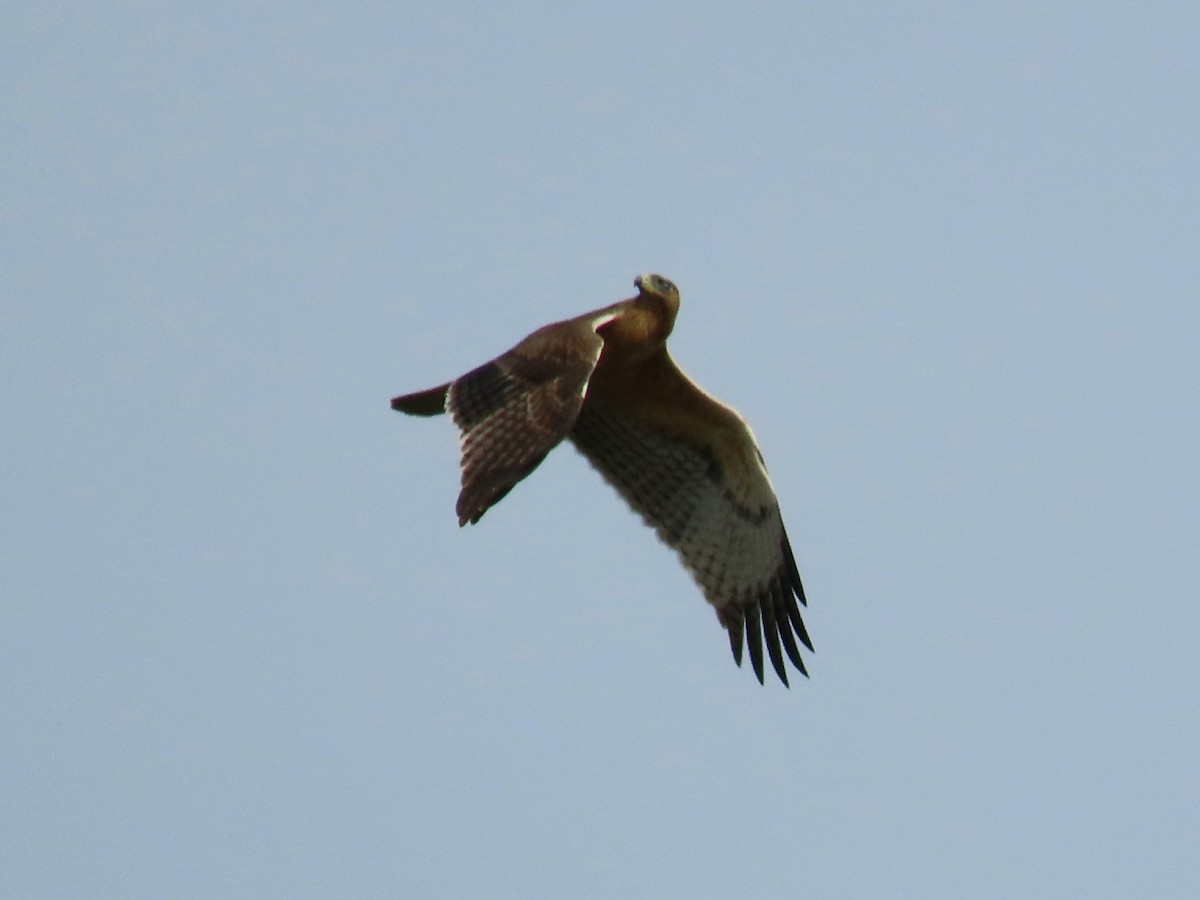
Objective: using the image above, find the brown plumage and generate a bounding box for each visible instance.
[391,274,812,685]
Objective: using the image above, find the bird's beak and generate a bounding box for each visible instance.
[634,275,644,291]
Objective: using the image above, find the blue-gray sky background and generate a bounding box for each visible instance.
[4,3,1197,897]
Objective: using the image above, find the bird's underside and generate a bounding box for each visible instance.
[390,274,812,685]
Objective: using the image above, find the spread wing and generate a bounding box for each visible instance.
[568,369,812,686]
[392,308,619,526]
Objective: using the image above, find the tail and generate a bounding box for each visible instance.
[391,383,451,416]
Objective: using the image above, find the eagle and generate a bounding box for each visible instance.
[391,273,812,685]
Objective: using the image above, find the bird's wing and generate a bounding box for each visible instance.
[432,308,619,526]
[568,361,811,685]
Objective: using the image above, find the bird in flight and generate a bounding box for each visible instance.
[391,274,812,685]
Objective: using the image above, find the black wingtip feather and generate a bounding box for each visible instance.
[727,617,745,667]
[778,611,809,677]
[781,531,808,606]
[779,533,814,653]
[786,596,814,653]
[744,605,765,685]
[760,601,790,687]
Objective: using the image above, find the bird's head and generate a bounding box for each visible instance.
[633,273,681,334]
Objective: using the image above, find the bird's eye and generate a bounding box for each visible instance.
[654,276,674,292]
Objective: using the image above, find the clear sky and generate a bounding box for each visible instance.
[3,3,1198,897]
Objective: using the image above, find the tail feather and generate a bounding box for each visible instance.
[391,383,450,416]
